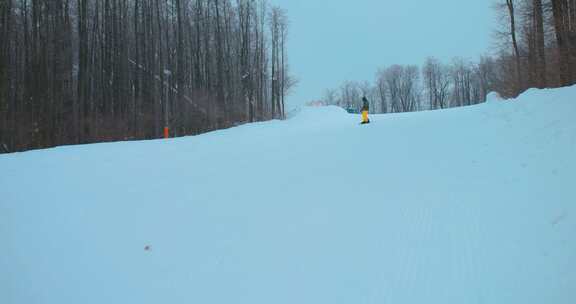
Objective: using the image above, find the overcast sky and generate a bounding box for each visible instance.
[268,0,495,108]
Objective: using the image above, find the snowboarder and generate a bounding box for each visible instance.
[361,96,370,124]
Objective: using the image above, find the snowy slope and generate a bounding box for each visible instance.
[1,86,576,304]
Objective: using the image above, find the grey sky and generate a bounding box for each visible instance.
[269,0,495,108]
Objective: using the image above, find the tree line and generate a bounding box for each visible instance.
[0,0,294,154]
[495,0,575,96]
[323,56,497,114]
[324,0,576,113]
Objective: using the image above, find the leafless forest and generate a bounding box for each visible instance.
[325,0,576,113]
[0,0,293,153]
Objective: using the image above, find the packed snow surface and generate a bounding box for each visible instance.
[1,86,576,304]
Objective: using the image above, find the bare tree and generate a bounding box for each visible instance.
[533,0,547,87]
[382,65,420,113]
[450,58,473,107]
[269,6,289,119]
[551,0,576,85]
[339,81,361,110]
[323,88,338,106]
[375,68,389,113]
[476,56,498,101]
[507,0,524,92]
[423,57,451,110]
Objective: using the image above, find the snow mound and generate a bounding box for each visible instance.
[485,91,503,103]
[286,105,351,128]
[289,105,348,120]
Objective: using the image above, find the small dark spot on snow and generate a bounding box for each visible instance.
[551,212,567,226]
[144,245,151,251]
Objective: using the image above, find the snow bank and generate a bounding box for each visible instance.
[288,105,348,122]
[485,91,503,103]
[1,86,575,304]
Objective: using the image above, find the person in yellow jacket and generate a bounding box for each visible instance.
[361,96,370,124]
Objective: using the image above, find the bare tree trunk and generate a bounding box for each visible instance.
[214,0,226,126]
[176,0,185,134]
[507,0,523,93]
[534,0,547,87]
[0,0,10,151]
[551,0,575,85]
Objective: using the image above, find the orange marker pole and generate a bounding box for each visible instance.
[164,127,170,139]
